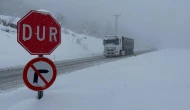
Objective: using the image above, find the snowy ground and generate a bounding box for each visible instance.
[0,15,103,69]
[0,48,189,110]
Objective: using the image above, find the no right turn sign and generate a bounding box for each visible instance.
[23,57,57,91]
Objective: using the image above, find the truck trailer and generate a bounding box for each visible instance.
[103,35,134,57]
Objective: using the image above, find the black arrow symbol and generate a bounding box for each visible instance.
[33,69,49,84]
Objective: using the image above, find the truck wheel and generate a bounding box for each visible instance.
[119,50,122,56]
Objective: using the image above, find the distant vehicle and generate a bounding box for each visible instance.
[103,35,134,57]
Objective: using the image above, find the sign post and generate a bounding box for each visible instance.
[17,10,61,99]
[38,55,43,99]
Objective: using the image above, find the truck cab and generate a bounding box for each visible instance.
[103,35,122,57]
[103,35,134,57]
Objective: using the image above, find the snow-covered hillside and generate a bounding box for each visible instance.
[0,15,103,69]
[0,49,189,110]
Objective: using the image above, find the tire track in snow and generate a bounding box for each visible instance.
[0,50,151,92]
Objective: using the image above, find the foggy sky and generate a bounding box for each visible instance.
[4,0,190,49]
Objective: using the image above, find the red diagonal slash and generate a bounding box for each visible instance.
[31,65,48,85]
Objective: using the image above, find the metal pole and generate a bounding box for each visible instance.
[113,14,121,36]
[38,90,43,99]
[38,54,43,99]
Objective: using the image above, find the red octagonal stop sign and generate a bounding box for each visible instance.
[17,10,61,55]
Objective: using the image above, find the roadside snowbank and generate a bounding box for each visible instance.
[0,49,189,110]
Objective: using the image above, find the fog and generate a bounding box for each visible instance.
[1,0,190,49]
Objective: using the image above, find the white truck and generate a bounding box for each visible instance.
[103,35,134,57]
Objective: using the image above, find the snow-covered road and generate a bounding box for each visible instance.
[0,48,189,110]
[0,50,150,92]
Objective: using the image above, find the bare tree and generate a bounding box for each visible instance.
[87,20,99,36]
[0,0,38,17]
[105,22,114,35]
[8,16,15,24]
[55,13,64,26]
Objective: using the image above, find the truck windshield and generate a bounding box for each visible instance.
[104,38,119,45]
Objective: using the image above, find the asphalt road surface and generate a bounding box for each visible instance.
[0,50,152,92]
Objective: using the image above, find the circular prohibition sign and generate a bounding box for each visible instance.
[23,57,57,91]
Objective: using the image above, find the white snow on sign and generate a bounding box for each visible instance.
[0,49,190,110]
[36,9,55,17]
